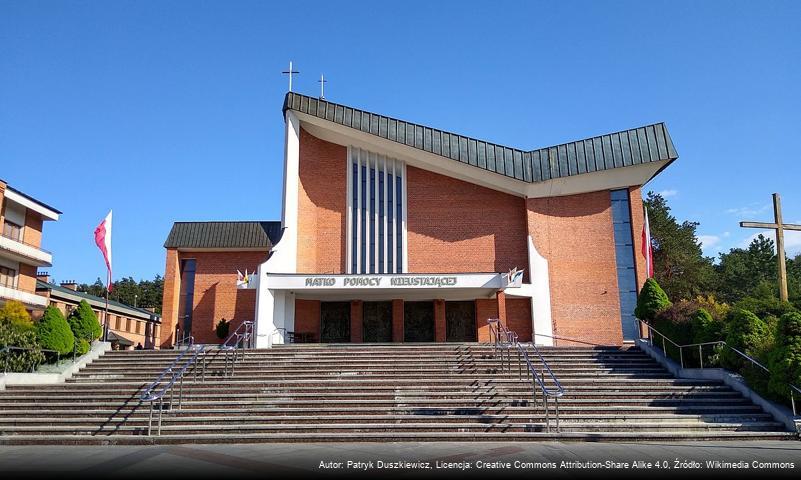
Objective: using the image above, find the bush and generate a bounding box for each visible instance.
[67,300,102,342]
[74,338,90,356]
[691,308,723,344]
[36,306,74,355]
[694,295,730,321]
[721,309,772,369]
[734,295,797,322]
[0,320,45,372]
[767,312,801,401]
[0,300,34,329]
[635,278,672,321]
[216,318,230,340]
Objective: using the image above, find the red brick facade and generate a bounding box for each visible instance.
[527,191,623,346]
[297,127,348,274]
[162,127,648,347]
[161,249,267,346]
[406,167,529,280]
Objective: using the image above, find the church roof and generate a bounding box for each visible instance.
[283,92,678,184]
[164,221,282,250]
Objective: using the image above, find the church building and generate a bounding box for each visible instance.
[161,92,678,348]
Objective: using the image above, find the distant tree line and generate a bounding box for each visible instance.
[77,276,164,313]
[645,191,800,308]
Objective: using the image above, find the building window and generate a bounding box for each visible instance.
[610,189,639,341]
[0,266,17,288]
[348,148,406,274]
[2,221,22,242]
[178,259,197,334]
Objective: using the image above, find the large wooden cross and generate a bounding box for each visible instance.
[739,193,801,301]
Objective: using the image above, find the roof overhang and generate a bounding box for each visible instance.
[262,272,517,302]
[297,112,671,198]
[3,189,60,221]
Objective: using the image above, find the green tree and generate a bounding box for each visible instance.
[36,306,75,355]
[0,300,33,329]
[644,192,716,301]
[67,300,102,342]
[635,278,672,321]
[715,234,778,303]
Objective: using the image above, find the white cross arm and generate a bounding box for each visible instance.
[740,221,801,231]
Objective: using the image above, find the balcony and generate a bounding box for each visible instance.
[0,231,52,267]
[0,284,48,308]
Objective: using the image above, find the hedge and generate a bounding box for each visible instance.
[0,320,45,372]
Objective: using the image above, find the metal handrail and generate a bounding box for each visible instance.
[219,320,254,377]
[639,320,801,416]
[139,335,208,435]
[1,345,59,373]
[487,319,565,432]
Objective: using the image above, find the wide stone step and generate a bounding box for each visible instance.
[2,430,795,445]
[0,421,788,437]
[0,390,745,402]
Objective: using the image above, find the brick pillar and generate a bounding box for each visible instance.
[350,300,363,343]
[160,249,181,348]
[392,299,404,342]
[434,299,446,342]
[497,291,508,329]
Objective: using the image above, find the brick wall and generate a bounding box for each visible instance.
[475,298,499,343]
[294,299,321,341]
[406,167,529,278]
[160,250,266,346]
[23,209,43,249]
[527,191,623,346]
[506,297,532,342]
[297,128,348,274]
[160,249,181,347]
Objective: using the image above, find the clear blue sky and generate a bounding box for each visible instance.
[2,1,800,284]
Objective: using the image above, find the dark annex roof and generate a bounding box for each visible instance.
[284,92,678,183]
[164,221,282,250]
[36,280,159,321]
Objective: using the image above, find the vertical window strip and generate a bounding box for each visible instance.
[610,189,638,340]
[348,147,405,274]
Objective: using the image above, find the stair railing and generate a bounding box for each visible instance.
[220,320,254,377]
[639,320,800,416]
[139,335,207,435]
[487,319,565,432]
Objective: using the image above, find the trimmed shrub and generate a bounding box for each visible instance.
[0,321,44,372]
[0,300,33,330]
[691,308,723,344]
[216,318,230,340]
[74,338,90,356]
[635,278,672,321]
[721,308,772,371]
[767,312,801,401]
[36,306,74,356]
[67,300,102,342]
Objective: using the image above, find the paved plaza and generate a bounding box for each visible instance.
[0,441,799,478]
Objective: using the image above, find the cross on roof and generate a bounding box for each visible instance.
[281,61,299,92]
[739,193,801,301]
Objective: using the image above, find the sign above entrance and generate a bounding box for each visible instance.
[262,272,513,291]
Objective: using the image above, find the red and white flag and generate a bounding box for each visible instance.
[94,210,113,291]
[641,206,654,278]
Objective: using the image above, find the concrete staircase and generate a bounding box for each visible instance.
[0,344,796,444]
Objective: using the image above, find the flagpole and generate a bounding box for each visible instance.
[103,286,110,342]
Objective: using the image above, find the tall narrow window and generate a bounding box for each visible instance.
[177,259,196,334]
[348,148,405,273]
[610,189,638,340]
